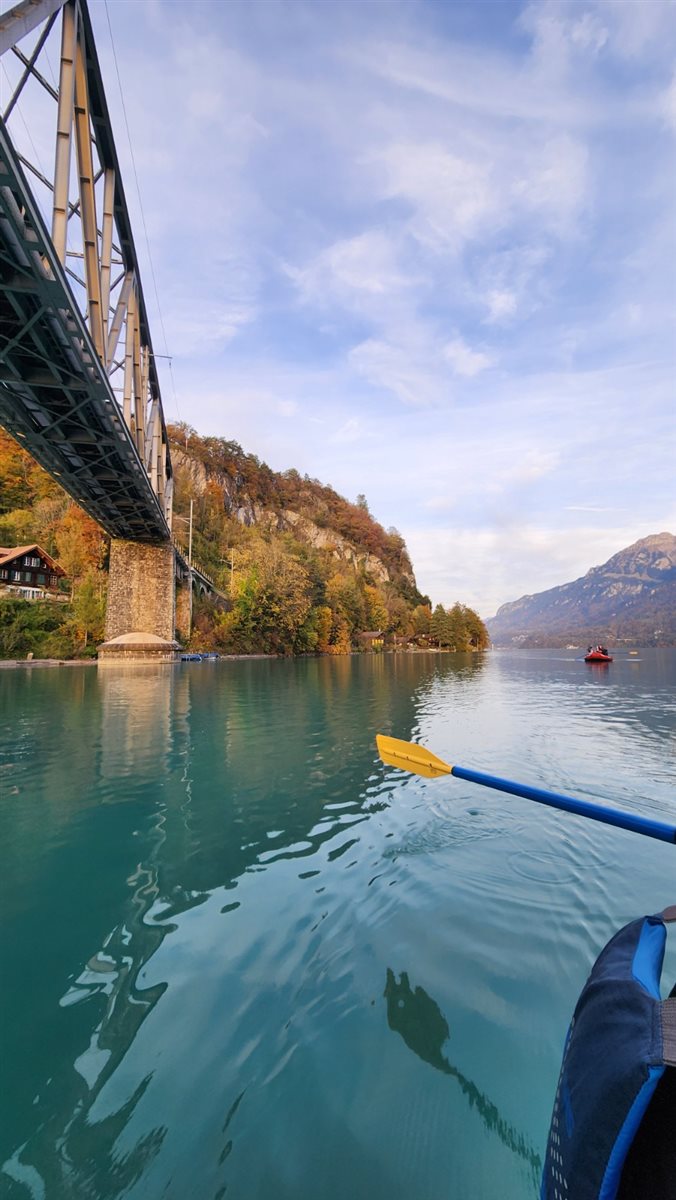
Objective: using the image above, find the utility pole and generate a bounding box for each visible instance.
[188,498,193,569]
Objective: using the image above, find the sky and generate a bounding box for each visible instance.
[4,0,676,616]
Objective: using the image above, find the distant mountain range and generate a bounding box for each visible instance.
[486,533,676,647]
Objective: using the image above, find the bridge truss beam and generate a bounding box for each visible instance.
[0,0,174,542]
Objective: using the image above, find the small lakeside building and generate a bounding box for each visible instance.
[0,544,66,600]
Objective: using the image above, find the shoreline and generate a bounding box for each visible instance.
[0,647,485,669]
[0,658,98,669]
[0,653,282,669]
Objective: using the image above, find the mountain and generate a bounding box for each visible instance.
[486,533,676,647]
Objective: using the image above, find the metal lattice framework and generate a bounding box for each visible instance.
[0,0,173,541]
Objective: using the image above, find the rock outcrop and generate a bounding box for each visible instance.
[171,445,404,588]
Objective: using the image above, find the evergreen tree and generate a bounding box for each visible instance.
[430,604,450,647]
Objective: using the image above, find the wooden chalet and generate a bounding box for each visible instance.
[0,544,66,598]
[358,630,385,650]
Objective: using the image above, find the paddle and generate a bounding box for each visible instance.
[376,734,676,845]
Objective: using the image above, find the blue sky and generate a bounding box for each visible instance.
[6,0,676,616]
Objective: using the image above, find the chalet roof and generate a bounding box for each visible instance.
[0,544,66,575]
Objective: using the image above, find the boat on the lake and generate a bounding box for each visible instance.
[585,645,613,663]
[180,652,202,662]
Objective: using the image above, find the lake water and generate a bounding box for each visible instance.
[1,649,675,1200]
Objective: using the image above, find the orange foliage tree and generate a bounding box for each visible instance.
[54,505,107,589]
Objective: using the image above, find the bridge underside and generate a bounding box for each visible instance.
[0,1,226,661]
[0,124,170,542]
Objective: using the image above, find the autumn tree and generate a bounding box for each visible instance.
[55,504,107,592]
[364,584,388,631]
[411,604,431,639]
[461,604,490,650]
[0,428,62,513]
[70,569,107,650]
[218,540,312,654]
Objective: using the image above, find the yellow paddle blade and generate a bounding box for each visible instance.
[376,734,452,779]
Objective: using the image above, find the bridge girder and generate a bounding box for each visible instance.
[0,0,174,542]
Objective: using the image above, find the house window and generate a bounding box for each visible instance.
[0,569,7,579]
[50,575,58,587]
[12,571,21,581]
[37,573,46,584]
[24,556,41,568]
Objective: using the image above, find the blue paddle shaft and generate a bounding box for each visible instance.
[451,765,676,845]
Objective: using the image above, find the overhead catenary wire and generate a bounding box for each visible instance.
[1,60,48,178]
[102,0,183,424]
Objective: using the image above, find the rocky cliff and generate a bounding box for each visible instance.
[170,434,419,598]
[486,533,676,647]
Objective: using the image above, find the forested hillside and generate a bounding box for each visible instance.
[0,423,489,657]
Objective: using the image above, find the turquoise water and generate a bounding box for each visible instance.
[1,649,675,1200]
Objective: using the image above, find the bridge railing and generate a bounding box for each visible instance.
[172,539,221,594]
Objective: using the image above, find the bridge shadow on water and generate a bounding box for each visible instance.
[384,968,542,1185]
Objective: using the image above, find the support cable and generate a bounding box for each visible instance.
[1,60,48,180]
[102,0,182,423]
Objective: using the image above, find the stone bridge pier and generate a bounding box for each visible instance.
[98,540,182,664]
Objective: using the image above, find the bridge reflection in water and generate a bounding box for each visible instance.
[384,969,542,1184]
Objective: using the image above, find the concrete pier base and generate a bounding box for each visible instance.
[98,632,181,663]
[98,539,181,664]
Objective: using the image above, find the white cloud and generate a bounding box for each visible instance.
[374,142,495,250]
[565,506,623,513]
[287,230,412,303]
[347,35,599,128]
[485,290,519,321]
[570,12,609,54]
[444,337,493,378]
[333,418,362,443]
[660,73,676,131]
[349,337,450,407]
[597,0,676,62]
[512,135,589,233]
[278,400,298,417]
[521,3,609,83]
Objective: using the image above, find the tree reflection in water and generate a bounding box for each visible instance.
[384,969,542,1182]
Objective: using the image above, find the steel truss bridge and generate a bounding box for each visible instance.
[0,0,177,545]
